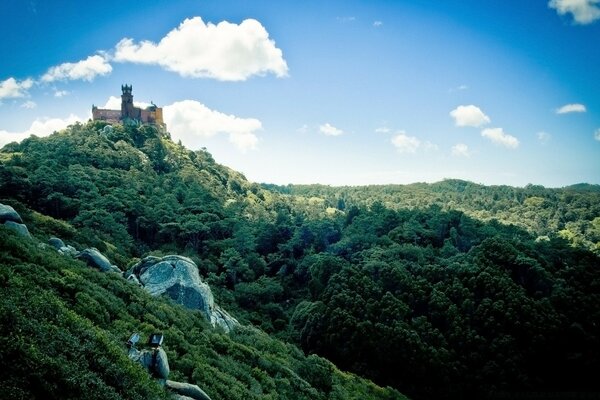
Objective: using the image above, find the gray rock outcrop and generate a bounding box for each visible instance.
[126,255,239,332]
[76,248,121,273]
[166,380,212,400]
[4,220,31,238]
[0,203,23,224]
[48,237,78,256]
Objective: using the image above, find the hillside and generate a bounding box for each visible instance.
[1,120,599,399]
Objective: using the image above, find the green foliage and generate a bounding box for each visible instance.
[1,122,599,399]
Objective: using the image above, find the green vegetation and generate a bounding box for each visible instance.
[1,121,599,399]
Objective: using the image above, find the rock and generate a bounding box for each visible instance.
[58,245,78,257]
[48,237,78,257]
[128,346,170,380]
[76,248,121,273]
[127,274,142,286]
[166,380,212,400]
[212,305,239,333]
[48,237,65,249]
[4,221,31,238]
[0,203,23,224]
[127,255,239,332]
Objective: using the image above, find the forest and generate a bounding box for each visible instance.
[1,121,599,399]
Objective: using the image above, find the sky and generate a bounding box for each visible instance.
[1,0,599,187]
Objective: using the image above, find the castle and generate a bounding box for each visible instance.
[92,85,165,127]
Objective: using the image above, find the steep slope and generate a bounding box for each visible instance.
[0,224,404,400]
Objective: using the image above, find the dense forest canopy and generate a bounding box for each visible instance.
[1,121,599,399]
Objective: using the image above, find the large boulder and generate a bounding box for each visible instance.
[127,255,238,332]
[48,237,78,256]
[76,248,121,273]
[4,221,31,238]
[0,203,23,224]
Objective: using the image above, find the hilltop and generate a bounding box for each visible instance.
[1,120,599,399]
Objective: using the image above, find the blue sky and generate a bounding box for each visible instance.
[1,0,599,187]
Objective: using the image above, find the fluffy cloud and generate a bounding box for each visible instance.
[319,123,344,136]
[114,17,288,81]
[20,100,37,109]
[594,128,600,141]
[481,128,519,148]
[0,114,82,147]
[163,100,261,152]
[373,21,383,27]
[451,143,471,157]
[41,55,112,82]
[101,96,151,110]
[450,105,490,127]
[391,132,420,153]
[556,103,586,114]
[0,77,34,99]
[549,0,600,24]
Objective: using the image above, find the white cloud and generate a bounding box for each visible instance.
[163,100,261,152]
[549,0,600,24]
[0,77,34,99]
[556,103,586,114]
[114,17,288,81]
[101,96,152,110]
[319,123,344,136]
[373,21,383,27]
[594,128,600,141]
[54,90,69,97]
[450,105,490,127]
[20,100,37,109]
[451,143,471,157]
[481,127,519,149]
[337,16,357,23]
[391,132,420,153]
[537,131,551,144]
[375,127,390,133]
[41,55,112,82]
[0,114,82,147]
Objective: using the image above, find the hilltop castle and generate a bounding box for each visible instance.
[92,85,165,127]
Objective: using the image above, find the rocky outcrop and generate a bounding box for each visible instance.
[166,380,212,400]
[0,203,30,238]
[48,237,77,256]
[126,255,239,332]
[0,203,23,224]
[76,248,121,273]
[4,220,31,238]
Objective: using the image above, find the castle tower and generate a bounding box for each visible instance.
[121,84,139,120]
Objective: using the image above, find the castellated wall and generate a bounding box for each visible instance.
[92,108,121,123]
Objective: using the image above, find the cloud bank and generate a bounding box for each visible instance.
[549,0,600,24]
[556,103,586,114]
[0,77,34,99]
[114,17,288,81]
[42,55,112,82]
[481,128,519,148]
[0,114,82,147]
[450,105,490,127]
[163,100,261,152]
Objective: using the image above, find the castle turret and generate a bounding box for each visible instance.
[121,84,139,120]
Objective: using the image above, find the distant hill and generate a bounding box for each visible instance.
[1,120,599,399]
